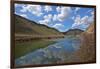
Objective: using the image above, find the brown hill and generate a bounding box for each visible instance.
[15,14,63,36]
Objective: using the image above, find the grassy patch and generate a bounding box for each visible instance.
[15,39,55,59]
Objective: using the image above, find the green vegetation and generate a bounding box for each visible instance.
[15,39,55,59]
[14,14,64,59]
[15,14,63,35]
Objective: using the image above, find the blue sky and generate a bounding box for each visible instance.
[15,3,95,32]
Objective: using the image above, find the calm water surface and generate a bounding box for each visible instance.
[15,37,81,66]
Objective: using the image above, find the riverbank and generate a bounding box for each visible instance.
[15,39,56,59]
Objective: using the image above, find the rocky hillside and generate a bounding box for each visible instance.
[74,23,96,63]
[86,23,95,33]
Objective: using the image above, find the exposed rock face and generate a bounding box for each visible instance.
[86,23,95,33]
[74,23,96,62]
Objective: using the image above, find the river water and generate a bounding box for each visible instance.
[15,37,81,66]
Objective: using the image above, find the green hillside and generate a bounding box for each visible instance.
[14,14,64,58]
[15,14,63,36]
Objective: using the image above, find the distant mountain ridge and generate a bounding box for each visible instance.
[15,14,85,37]
[63,29,84,35]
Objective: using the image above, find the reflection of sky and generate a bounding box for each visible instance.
[15,3,95,32]
[15,37,81,66]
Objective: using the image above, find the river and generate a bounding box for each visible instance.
[15,37,81,67]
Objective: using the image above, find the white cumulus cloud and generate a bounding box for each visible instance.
[53,23,64,30]
[44,5,52,12]
[53,6,71,22]
[71,11,94,30]
[81,16,89,24]
[18,4,43,16]
[72,15,81,28]
[74,7,80,14]
[53,14,58,21]
[27,5,43,16]
[39,14,53,25]
[58,7,71,22]
[20,14,28,18]
[20,5,27,12]
[56,6,61,13]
